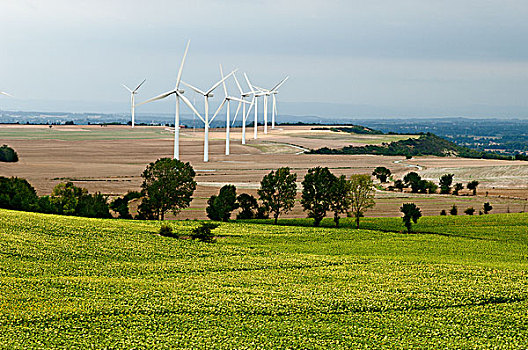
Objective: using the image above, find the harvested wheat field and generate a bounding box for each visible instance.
[1,124,527,219]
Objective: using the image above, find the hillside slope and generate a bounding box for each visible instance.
[0,209,527,348]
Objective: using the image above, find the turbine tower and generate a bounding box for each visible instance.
[136,40,197,160]
[210,65,251,155]
[243,74,266,140]
[122,79,146,128]
[181,69,236,162]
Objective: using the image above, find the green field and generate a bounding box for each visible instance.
[1,209,527,348]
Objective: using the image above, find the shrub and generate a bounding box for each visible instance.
[464,207,475,215]
[190,223,219,243]
[159,224,177,238]
[0,145,18,162]
[450,204,458,216]
[483,202,493,214]
[440,209,447,216]
[453,183,464,196]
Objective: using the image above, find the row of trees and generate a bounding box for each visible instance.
[0,177,111,218]
[374,167,480,196]
[204,167,376,227]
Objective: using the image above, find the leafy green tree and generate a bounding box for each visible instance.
[394,179,406,192]
[0,177,39,211]
[439,174,454,194]
[76,192,112,218]
[348,174,376,229]
[452,183,464,196]
[424,180,438,194]
[301,167,336,227]
[258,167,297,224]
[236,193,258,220]
[0,145,18,162]
[140,158,196,220]
[403,172,423,193]
[464,207,475,215]
[400,203,422,233]
[372,166,391,183]
[51,182,87,215]
[450,204,458,216]
[329,175,351,227]
[467,180,479,196]
[483,202,493,214]
[206,185,238,222]
[190,222,220,243]
[110,191,142,219]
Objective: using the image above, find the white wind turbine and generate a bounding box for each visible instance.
[253,76,289,132]
[231,74,256,145]
[136,40,199,160]
[181,70,236,162]
[243,73,266,140]
[122,79,146,128]
[210,65,251,155]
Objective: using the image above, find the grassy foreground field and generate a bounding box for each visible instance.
[0,210,527,348]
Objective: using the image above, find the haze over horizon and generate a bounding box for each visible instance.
[1,0,528,118]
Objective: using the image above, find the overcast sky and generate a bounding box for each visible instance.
[1,0,528,117]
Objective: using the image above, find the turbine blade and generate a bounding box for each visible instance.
[229,96,251,104]
[209,98,227,124]
[122,84,133,93]
[206,69,237,95]
[133,79,146,92]
[246,96,256,115]
[0,91,13,97]
[232,101,242,125]
[136,90,175,106]
[176,40,190,88]
[233,73,244,95]
[181,81,206,95]
[244,73,255,93]
[219,64,228,97]
[177,91,206,124]
[270,76,289,92]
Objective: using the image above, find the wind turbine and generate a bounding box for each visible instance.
[210,65,251,155]
[243,74,266,140]
[231,74,256,145]
[136,40,198,160]
[122,79,146,128]
[0,91,13,97]
[181,69,236,162]
[253,76,289,132]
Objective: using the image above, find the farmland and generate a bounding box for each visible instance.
[0,209,527,348]
[2,124,528,219]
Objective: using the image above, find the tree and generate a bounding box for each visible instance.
[424,180,438,194]
[403,172,423,193]
[0,177,39,212]
[464,207,475,215]
[400,203,422,233]
[372,166,391,183]
[51,182,87,215]
[450,204,458,216]
[440,209,447,215]
[452,183,464,196]
[348,174,376,229]
[140,158,196,220]
[483,202,493,214]
[236,193,259,220]
[110,191,142,219]
[394,179,406,192]
[467,180,479,196]
[329,175,351,227]
[0,145,18,162]
[206,185,238,222]
[439,174,454,194]
[301,167,336,227]
[258,167,297,224]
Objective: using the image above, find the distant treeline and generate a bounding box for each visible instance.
[310,133,528,161]
[0,145,18,162]
[311,126,384,135]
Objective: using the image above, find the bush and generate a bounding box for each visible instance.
[483,202,493,214]
[464,207,475,215]
[0,145,18,162]
[0,177,39,211]
[440,209,447,216]
[206,185,238,222]
[159,224,177,238]
[450,204,458,216]
[190,223,219,243]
